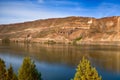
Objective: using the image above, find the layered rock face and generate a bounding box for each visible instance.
[0,16,120,44]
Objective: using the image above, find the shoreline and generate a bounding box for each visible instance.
[1,38,120,46]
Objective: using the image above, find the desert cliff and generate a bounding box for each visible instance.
[0,16,120,45]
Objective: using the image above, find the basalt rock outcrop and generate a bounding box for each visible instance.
[0,16,120,45]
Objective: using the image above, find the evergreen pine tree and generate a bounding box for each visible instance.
[6,65,13,80]
[0,58,6,80]
[11,73,18,80]
[18,57,41,80]
[73,57,102,80]
[6,65,18,80]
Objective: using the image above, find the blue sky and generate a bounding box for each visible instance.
[0,0,120,24]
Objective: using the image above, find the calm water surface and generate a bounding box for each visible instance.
[0,43,120,80]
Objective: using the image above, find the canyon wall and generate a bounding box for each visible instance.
[0,16,120,45]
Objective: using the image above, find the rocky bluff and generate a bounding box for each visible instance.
[0,16,120,45]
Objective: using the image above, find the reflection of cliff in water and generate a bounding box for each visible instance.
[89,51,120,74]
[0,43,120,73]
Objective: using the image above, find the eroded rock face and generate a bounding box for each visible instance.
[0,16,120,44]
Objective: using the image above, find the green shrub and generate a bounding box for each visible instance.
[73,36,82,44]
[44,40,56,44]
[2,38,10,43]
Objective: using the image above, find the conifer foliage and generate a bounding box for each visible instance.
[18,57,41,80]
[73,57,102,80]
[0,58,18,80]
[0,58,6,80]
[6,65,18,80]
[0,57,41,80]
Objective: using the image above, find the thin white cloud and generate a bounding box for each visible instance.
[50,0,79,6]
[0,1,120,24]
[0,1,70,24]
[38,0,44,3]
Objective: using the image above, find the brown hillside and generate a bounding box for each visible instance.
[0,16,120,45]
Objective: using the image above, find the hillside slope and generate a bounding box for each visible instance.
[0,16,120,45]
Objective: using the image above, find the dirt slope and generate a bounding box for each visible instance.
[0,16,120,45]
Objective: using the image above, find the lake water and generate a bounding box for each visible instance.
[0,43,120,80]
